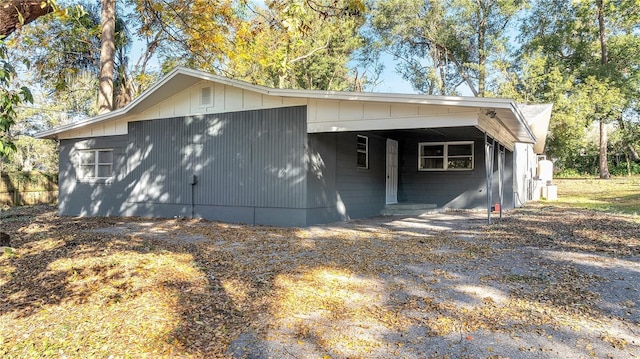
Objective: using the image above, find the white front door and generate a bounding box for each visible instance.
[386,138,398,204]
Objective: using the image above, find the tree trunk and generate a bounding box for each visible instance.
[0,1,53,37]
[436,48,446,95]
[98,0,116,114]
[436,44,479,97]
[626,152,631,177]
[596,0,610,179]
[599,119,610,179]
[477,6,487,97]
[597,0,608,66]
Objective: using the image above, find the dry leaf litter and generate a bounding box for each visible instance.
[0,204,638,358]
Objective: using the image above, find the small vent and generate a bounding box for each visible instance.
[200,86,212,106]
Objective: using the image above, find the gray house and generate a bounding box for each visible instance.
[37,67,551,227]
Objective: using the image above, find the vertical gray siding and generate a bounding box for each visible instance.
[58,115,515,226]
[128,107,307,210]
[128,117,193,205]
[58,106,308,225]
[335,133,387,217]
[195,107,307,209]
[502,149,515,209]
[398,139,486,208]
[58,135,129,216]
[306,133,340,224]
[304,128,515,224]
[306,132,386,224]
[396,128,515,210]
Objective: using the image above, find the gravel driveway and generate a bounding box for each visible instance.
[76,207,640,358]
[219,210,640,359]
[3,204,638,358]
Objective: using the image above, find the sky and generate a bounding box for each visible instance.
[372,54,417,94]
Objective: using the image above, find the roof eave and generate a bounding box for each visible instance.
[35,66,538,142]
[36,66,196,139]
[35,108,127,139]
[271,87,517,109]
[511,103,538,143]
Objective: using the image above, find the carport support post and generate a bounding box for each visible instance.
[498,144,505,219]
[485,134,495,224]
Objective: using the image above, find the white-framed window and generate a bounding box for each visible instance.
[199,85,213,107]
[78,149,113,179]
[357,135,369,169]
[418,141,474,171]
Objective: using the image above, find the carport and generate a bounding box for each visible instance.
[304,94,538,224]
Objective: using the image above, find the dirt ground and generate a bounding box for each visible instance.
[1,205,639,358]
[223,209,640,358]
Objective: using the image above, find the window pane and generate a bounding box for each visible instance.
[420,158,444,169]
[448,144,472,156]
[80,165,95,178]
[79,151,95,165]
[98,150,112,163]
[97,165,112,178]
[357,136,367,151]
[357,152,367,168]
[357,135,368,168]
[421,145,444,156]
[448,157,473,169]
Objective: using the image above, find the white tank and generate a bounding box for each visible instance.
[537,159,553,183]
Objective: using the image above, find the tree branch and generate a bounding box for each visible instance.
[435,44,479,97]
[0,0,54,38]
[289,40,330,64]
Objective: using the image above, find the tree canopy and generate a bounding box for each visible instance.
[370,0,525,96]
[501,0,640,175]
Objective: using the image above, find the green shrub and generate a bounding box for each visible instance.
[555,168,591,178]
[609,162,640,176]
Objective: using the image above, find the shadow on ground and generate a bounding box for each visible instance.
[1,206,639,358]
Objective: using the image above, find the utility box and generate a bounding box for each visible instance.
[533,157,558,201]
[531,179,543,201]
[537,159,553,183]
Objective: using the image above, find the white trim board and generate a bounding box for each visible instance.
[37,66,539,146]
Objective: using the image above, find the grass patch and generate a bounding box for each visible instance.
[552,176,640,215]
